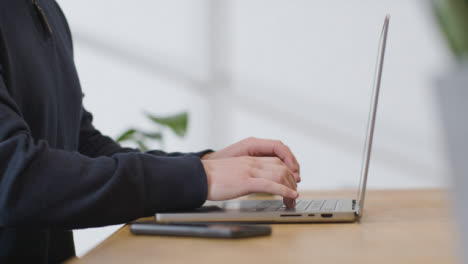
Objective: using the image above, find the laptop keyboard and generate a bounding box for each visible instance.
[246,200,338,212]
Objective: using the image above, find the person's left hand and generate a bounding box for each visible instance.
[201,137,301,207]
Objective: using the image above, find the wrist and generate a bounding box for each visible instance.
[201,151,216,160]
[201,160,212,199]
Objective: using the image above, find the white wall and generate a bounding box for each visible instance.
[56,0,453,257]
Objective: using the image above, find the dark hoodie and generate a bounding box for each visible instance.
[0,0,210,263]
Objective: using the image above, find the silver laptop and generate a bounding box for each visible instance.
[156,15,390,224]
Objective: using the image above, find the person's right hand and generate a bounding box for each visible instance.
[201,156,299,207]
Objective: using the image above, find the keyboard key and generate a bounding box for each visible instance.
[276,200,309,211]
[306,200,325,211]
[294,200,312,211]
[321,200,338,212]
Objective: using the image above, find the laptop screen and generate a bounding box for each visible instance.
[356,15,390,217]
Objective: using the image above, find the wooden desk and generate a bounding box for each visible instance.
[68,189,458,264]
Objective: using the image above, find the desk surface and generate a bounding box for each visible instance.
[68,189,457,264]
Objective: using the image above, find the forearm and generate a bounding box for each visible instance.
[0,134,207,229]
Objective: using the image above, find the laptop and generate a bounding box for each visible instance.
[156,14,390,224]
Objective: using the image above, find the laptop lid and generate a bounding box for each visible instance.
[356,15,390,218]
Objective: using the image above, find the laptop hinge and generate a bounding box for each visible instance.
[353,200,361,218]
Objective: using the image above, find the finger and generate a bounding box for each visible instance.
[252,165,297,190]
[248,178,299,199]
[262,163,297,189]
[257,163,298,208]
[248,139,301,181]
[257,157,300,185]
[286,146,301,182]
[276,144,301,182]
[283,197,296,208]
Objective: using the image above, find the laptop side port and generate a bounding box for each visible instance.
[308,214,315,217]
[321,213,333,218]
[279,214,302,217]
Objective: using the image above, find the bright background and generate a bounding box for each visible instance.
[56,0,453,257]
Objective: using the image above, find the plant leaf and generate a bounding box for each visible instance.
[136,140,149,152]
[142,131,163,141]
[431,0,468,60]
[145,112,188,138]
[116,129,137,142]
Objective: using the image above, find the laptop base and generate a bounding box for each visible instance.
[155,199,357,223]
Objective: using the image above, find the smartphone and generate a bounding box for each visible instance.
[130,221,271,238]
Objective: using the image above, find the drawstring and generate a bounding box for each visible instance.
[32,0,53,36]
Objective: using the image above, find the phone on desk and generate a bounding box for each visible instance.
[130,221,272,239]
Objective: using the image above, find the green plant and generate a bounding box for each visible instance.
[116,111,189,151]
[431,0,468,60]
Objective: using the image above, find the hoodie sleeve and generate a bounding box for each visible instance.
[0,70,208,229]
